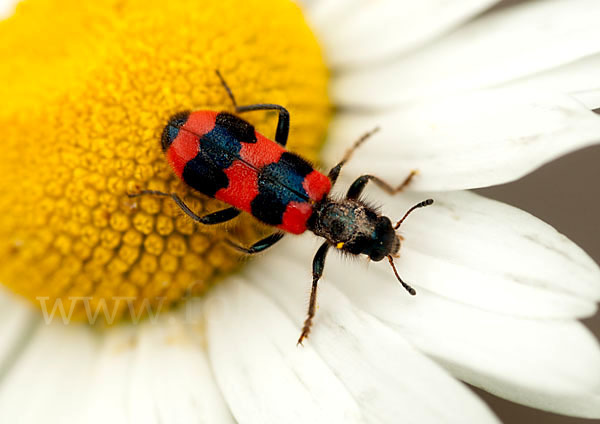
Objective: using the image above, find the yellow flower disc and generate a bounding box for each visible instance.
[0,0,330,322]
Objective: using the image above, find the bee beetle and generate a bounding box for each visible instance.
[131,71,433,345]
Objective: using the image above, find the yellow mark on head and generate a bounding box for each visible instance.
[336,242,345,249]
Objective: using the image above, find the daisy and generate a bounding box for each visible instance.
[0,0,599,423]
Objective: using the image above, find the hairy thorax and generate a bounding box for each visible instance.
[308,199,380,252]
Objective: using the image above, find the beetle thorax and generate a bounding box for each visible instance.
[308,198,400,261]
[309,199,367,242]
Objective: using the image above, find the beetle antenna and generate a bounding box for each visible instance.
[387,256,416,295]
[394,199,434,229]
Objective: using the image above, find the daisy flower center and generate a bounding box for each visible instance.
[0,0,330,322]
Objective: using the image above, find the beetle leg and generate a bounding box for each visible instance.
[215,70,290,146]
[226,232,285,254]
[190,206,241,225]
[235,103,290,147]
[297,241,330,346]
[345,170,417,200]
[327,127,379,186]
[129,190,240,224]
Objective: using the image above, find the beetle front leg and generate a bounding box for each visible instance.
[327,127,379,187]
[297,241,330,346]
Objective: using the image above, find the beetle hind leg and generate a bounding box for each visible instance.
[235,103,290,147]
[215,70,290,146]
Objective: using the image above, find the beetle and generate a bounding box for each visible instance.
[131,71,433,345]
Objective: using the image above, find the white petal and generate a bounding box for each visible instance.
[302,0,365,31]
[243,258,500,424]
[81,320,232,424]
[347,287,600,418]
[205,278,364,424]
[0,323,99,424]
[318,0,499,68]
[513,53,600,110]
[0,0,19,19]
[323,86,600,191]
[396,190,600,314]
[128,316,234,424]
[282,242,600,417]
[0,290,39,374]
[333,0,600,107]
[577,89,600,111]
[82,326,137,424]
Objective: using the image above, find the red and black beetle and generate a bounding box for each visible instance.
[132,71,433,344]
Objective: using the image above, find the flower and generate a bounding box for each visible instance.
[0,0,331,321]
[1,0,600,423]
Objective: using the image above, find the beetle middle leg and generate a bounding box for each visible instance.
[345,171,417,200]
[129,190,241,224]
[297,241,330,346]
[215,70,290,146]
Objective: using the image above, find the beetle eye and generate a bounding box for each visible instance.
[369,249,386,262]
[161,111,190,152]
[366,217,396,261]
